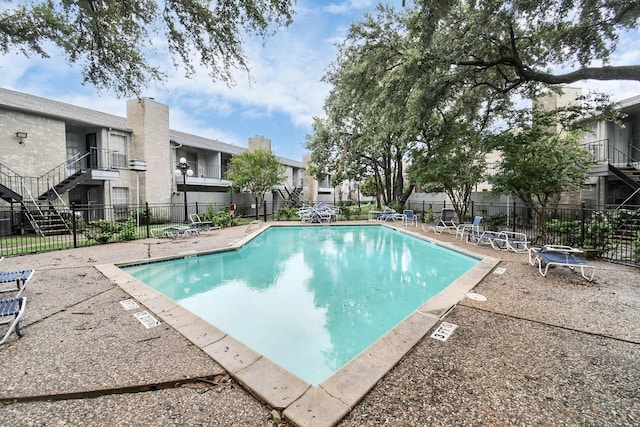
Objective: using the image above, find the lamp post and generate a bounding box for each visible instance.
[175,157,193,223]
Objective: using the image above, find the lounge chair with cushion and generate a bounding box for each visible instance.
[0,269,34,297]
[528,245,595,281]
[422,208,457,234]
[0,296,27,344]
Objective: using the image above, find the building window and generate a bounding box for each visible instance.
[110,133,128,168]
[112,187,129,220]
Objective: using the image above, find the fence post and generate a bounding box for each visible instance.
[471,200,474,219]
[512,200,517,232]
[580,201,586,248]
[72,203,77,248]
[145,202,150,238]
[255,197,259,220]
[263,200,268,222]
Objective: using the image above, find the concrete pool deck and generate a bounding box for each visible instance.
[1,221,638,426]
[96,224,499,426]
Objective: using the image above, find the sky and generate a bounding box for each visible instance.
[2,0,640,163]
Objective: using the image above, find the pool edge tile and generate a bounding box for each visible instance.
[284,386,351,427]
[201,335,261,375]
[418,256,499,317]
[234,357,311,409]
[320,352,389,407]
[176,317,227,348]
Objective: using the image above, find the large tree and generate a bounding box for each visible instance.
[408,88,505,221]
[0,0,294,96]
[227,149,286,205]
[305,6,423,208]
[490,107,595,240]
[410,0,640,94]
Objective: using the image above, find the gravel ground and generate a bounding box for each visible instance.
[0,223,638,426]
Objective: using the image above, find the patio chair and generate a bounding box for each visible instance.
[0,269,34,297]
[161,226,197,239]
[377,207,404,222]
[422,208,457,234]
[466,230,505,249]
[528,245,595,281]
[0,296,27,344]
[455,216,483,240]
[403,210,418,227]
[499,231,530,253]
[189,214,220,232]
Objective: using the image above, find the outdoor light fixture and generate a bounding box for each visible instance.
[175,157,194,223]
[15,132,27,144]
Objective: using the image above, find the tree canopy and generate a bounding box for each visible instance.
[0,0,294,96]
[410,0,640,94]
[227,149,286,204]
[304,0,635,210]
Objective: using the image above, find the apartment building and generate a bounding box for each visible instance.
[0,88,306,233]
[580,94,640,207]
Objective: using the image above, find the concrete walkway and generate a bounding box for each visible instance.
[0,223,638,426]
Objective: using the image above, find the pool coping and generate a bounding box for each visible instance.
[96,223,499,427]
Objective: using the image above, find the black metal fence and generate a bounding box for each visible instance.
[1,200,639,267]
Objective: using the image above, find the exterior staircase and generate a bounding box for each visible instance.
[21,200,71,236]
[276,183,306,207]
[0,153,95,236]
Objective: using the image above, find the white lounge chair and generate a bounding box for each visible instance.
[456,216,483,240]
[423,209,457,234]
[1,296,27,344]
[189,214,220,232]
[528,245,595,281]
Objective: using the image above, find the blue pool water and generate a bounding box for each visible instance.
[123,225,478,385]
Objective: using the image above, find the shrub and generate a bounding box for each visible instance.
[275,207,298,220]
[84,219,122,243]
[120,215,137,241]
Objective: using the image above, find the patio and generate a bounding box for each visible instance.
[0,222,638,426]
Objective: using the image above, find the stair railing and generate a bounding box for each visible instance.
[37,151,91,199]
[20,180,45,236]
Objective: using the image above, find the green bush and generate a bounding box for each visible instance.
[275,207,298,220]
[633,231,640,262]
[84,219,123,243]
[203,205,234,227]
[483,213,507,231]
[120,215,137,241]
[422,205,434,223]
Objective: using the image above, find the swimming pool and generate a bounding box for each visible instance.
[122,225,479,385]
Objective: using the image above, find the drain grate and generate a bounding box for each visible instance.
[119,299,139,310]
[133,311,161,329]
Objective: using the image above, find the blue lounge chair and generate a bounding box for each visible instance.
[528,245,595,281]
[0,269,34,296]
[0,296,27,344]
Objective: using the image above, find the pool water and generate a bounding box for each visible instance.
[123,225,478,385]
